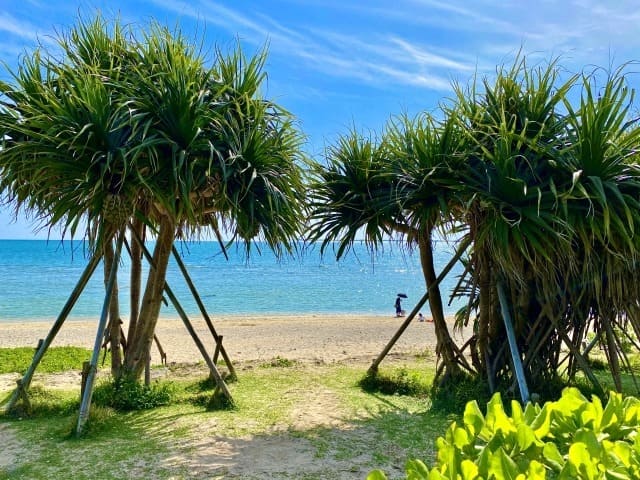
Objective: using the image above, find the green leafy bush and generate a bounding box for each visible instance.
[368,388,640,479]
[92,378,173,411]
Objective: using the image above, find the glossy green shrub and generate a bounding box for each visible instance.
[368,388,640,479]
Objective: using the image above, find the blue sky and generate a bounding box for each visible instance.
[1,0,639,239]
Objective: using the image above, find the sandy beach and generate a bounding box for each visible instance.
[0,314,468,366]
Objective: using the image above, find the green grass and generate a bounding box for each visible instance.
[0,359,444,479]
[2,406,182,479]
[293,363,451,469]
[0,346,102,374]
[4,351,640,479]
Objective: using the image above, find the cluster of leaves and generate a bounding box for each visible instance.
[370,388,640,479]
[92,378,173,411]
[307,52,640,394]
[0,13,308,390]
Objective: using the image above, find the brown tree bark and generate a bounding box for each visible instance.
[418,234,461,382]
[476,244,495,391]
[126,216,144,350]
[603,315,622,392]
[123,214,175,379]
[103,235,122,377]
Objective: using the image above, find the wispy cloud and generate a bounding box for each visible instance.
[150,0,472,92]
[387,38,474,72]
[409,0,522,35]
[12,0,636,95]
[407,0,640,66]
[0,13,42,43]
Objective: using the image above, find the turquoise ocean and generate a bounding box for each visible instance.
[0,239,465,322]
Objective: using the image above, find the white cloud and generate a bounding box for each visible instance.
[149,0,474,92]
[372,64,452,91]
[387,37,474,72]
[0,13,41,42]
[13,0,636,95]
[411,0,640,64]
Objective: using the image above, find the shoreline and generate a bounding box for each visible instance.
[0,314,470,365]
[0,312,398,323]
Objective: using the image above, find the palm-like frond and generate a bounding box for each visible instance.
[307,130,397,258]
[384,111,466,243]
[0,13,307,389]
[213,97,306,256]
[0,24,137,244]
[454,56,576,286]
[560,67,640,309]
[0,15,306,255]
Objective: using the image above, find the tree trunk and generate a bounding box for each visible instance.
[476,245,493,387]
[103,233,122,377]
[418,234,461,381]
[123,214,175,379]
[126,216,144,350]
[603,315,622,392]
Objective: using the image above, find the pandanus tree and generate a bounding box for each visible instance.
[307,111,471,384]
[451,57,579,393]
[310,55,640,400]
[452,58,640,396]
[0,16,306,388]
[0,19,137,377]
[555,69,640,391]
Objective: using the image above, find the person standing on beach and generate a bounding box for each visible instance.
[395,296,403,317]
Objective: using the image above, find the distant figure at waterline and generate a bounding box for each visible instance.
[395,293,407,317]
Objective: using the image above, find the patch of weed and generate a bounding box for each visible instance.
[0,347,104,374]
[260,356,298,368]
[207,388,236,411]
[430,374,492,414]
[92,378,173,411]
[70,405,120,437]
[359,367,430,397]
[587,356,608,371]
[3,385,78,419]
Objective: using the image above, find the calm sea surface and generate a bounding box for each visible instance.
[0,239,465,322]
